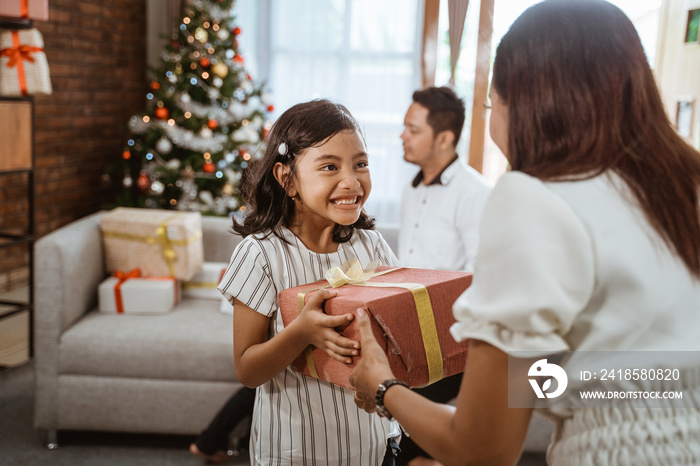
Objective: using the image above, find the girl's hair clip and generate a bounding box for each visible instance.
[278,142,291,159]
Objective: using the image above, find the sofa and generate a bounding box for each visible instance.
[33,211,551,451]
[33,212,244,447]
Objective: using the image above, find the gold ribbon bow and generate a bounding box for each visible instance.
[297,259,444,385]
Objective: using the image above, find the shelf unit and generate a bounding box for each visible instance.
[0,15,36,365]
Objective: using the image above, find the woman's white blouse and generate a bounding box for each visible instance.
[450,170,700,355]
[449,171,700,465]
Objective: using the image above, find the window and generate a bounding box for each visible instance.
[687,8,700,44]
[433,0,663,185]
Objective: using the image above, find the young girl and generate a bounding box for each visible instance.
[217,99,401,465]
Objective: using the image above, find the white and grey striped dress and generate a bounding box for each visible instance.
[218,226,401,466]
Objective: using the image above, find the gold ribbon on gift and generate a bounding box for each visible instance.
[296,259,444,385]
[102,215,202,277]
[0,31,43,96]
[182,267,226,290]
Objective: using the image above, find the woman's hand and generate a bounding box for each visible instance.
[297,288,360,364]
[349,307,395,413]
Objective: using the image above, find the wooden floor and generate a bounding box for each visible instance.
[0,285,30,368]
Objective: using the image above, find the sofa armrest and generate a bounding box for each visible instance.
[201,216,243,262]
[34,211,106,335]
[34,211,107,429]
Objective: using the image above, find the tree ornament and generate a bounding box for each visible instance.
[182,166,195,178]
[123,174,133,188]
[150,180,165,195]
[203,162,215,173]
[156,137,173,154]
[233,27,241,36]
[150,81,160,90]
[217,29,230,41]
[222,183,234,195]
[211,62,229,78]
[137,173,150,191]
[155,107,169,120]
[194,27,208,43]
[233,54,244,64]
[165,159,181,170]
[207,119,218,129]
[200,57,210,68]
[200,127,213,139]
[122,149,131,160]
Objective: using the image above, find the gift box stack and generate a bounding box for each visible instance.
[279,260,473,389]
[98,207,227,315]
[0,0,52,97]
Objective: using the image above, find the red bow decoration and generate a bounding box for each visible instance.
[1,43,42,67]
[113,268,142,314]
[1,31,42,68]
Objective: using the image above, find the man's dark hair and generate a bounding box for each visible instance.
[412,86,466,146]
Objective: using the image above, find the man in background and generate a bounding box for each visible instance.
[397,86,491,465]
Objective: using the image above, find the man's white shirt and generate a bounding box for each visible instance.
[399,157,492,272]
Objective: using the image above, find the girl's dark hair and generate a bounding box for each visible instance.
[492,0,700,277]
[232,99,375,242]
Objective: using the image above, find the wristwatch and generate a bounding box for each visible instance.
[375,378,408,421]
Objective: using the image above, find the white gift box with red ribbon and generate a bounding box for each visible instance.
[181,262,227,300]
[0,28,52,97]
[98,269,179,315]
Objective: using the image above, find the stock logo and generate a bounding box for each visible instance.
[528,359,568,399]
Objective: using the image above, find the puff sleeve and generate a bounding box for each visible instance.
[450,172,595,355]
[218,237,277,317]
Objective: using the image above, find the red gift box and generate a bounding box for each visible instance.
[0,0,49,22]
[279,261,472,389]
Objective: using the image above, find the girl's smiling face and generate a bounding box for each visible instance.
[286,130,371,228]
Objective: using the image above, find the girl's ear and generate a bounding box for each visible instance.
[273,162,296,196]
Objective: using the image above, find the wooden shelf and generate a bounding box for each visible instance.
[0,93,35,359]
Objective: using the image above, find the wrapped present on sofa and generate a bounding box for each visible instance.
[279,260,472,389]
[0,0,49,21]
[98,269,179,314]
[101,207,204,281]
[0,28,52,97]
[182,262,227,300]
[219,297,233,316]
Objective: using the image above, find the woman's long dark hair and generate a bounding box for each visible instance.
[233,99,375,242]
[492,0,700,277]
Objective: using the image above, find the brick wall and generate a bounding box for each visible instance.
[0,0,147,292]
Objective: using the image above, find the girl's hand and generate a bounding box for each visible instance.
[297,289,360,364]
[349,308,395,413]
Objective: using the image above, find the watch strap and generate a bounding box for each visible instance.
[375,378,408,421]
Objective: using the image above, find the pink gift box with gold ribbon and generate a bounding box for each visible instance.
[279,261,472,389]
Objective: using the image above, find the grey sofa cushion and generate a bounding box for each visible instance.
[59,298,236,382]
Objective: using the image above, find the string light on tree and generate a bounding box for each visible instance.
[109,0,272,216]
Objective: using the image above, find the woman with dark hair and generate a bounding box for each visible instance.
[349,1,700,465]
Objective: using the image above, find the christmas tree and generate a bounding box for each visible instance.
[112,0,272,216]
